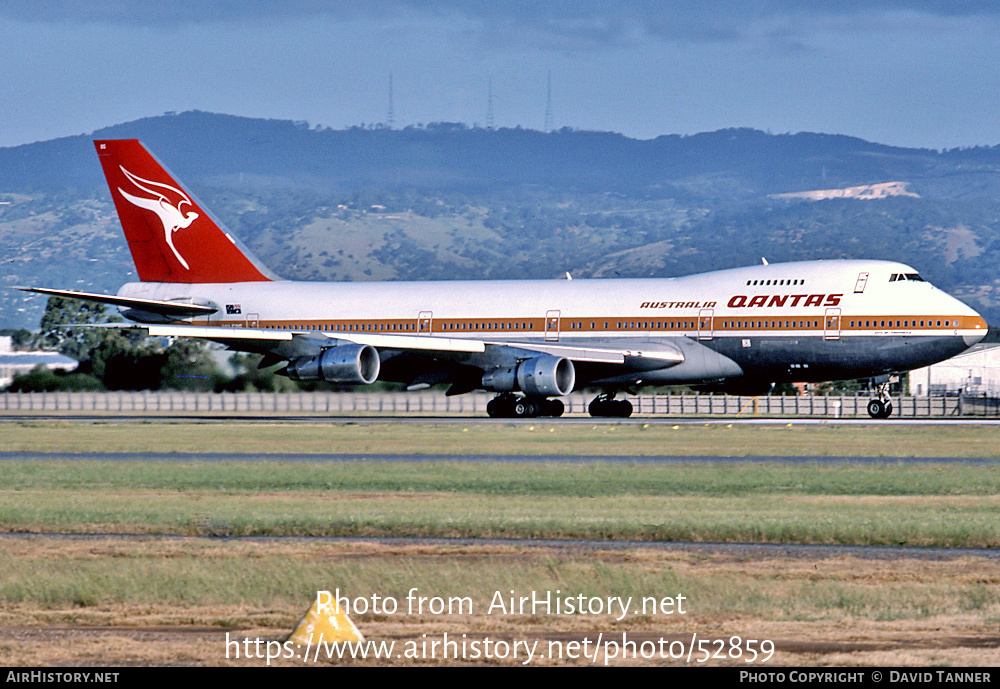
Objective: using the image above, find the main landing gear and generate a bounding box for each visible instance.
[487,393,564,418]
[588,393,633,418]
[866,379,893,419]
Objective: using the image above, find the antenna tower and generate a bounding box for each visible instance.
[544,71,554,132]
[486,78,495,130]
[387,73,395,129]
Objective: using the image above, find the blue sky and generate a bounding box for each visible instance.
[3,1,1000,149]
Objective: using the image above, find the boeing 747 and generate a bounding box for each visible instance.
[20,140,989,418]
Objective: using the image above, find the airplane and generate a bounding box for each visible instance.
[19,139,989,419]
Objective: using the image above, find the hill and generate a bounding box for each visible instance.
[0,111,981,196]
[2,111,999,331]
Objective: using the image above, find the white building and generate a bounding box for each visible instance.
[0,336,77,388]
[907,344,1000,397]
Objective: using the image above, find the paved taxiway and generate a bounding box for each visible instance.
[2,414,1000,426]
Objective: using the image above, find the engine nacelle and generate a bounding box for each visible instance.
[287,344,380,384]
[482,355,575,397]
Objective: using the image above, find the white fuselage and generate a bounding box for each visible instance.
[118,259,981,341]
[117,258,986,388]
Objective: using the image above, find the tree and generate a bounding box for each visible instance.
[36,297,117,361]
[159,339,219,391]
[92,332,164,390]
[6,366,103,392]
[30,296,223,390]
[96,337,221,391]
[0,328,32,349]
[214,353,299,392]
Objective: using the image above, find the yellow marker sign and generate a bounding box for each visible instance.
[287,590,365,645]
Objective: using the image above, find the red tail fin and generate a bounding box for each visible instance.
[94,139,273,283]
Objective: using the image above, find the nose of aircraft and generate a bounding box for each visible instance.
[939,286,988,348]
[964,315,988,347]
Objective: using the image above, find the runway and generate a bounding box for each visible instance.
[2,413,1000,426]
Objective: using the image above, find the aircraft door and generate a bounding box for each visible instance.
[545,310,561,342]
[418,311,433,335]
[854,272,869,293]
[247,313,259,329]
[824,308,841,340]
[698,309,714,341]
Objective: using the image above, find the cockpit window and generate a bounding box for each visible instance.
[905,273,924,282]
[889,273,926,282]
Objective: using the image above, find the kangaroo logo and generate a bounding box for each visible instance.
[117,166,199,270]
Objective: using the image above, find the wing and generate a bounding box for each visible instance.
[103,322,683,362]
[92,321,686,390]
[23,285,686,391]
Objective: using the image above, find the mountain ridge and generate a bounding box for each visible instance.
[2,110,986,196]
[1,111,999,331]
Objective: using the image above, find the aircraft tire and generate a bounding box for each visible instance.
[541,399,564,417]
[589,398,633,418]
[514,398,538,418]
[490,396,558,418]
[488,395,517,418]
[866,399,885,419]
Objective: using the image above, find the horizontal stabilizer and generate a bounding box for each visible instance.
[16,286,217,317]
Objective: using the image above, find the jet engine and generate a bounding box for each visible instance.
[286,344,380,384]
[481,355,575,397]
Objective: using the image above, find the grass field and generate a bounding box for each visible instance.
[1,420,999,666]
[2,460,1000,546]
[2,419,1000,457]
[3,536,998,666]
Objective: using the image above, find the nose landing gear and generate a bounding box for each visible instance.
[866,398,893,419]
[866,379,894,419]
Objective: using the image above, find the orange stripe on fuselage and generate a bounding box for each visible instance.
[182,313,987,335]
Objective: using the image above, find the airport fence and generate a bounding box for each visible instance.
[0,390,997,417]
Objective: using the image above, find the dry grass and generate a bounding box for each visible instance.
[1,537,998,667]
[3,420,999,666]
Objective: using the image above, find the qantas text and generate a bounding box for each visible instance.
[726,294,842,308]
[639,295,842,309]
